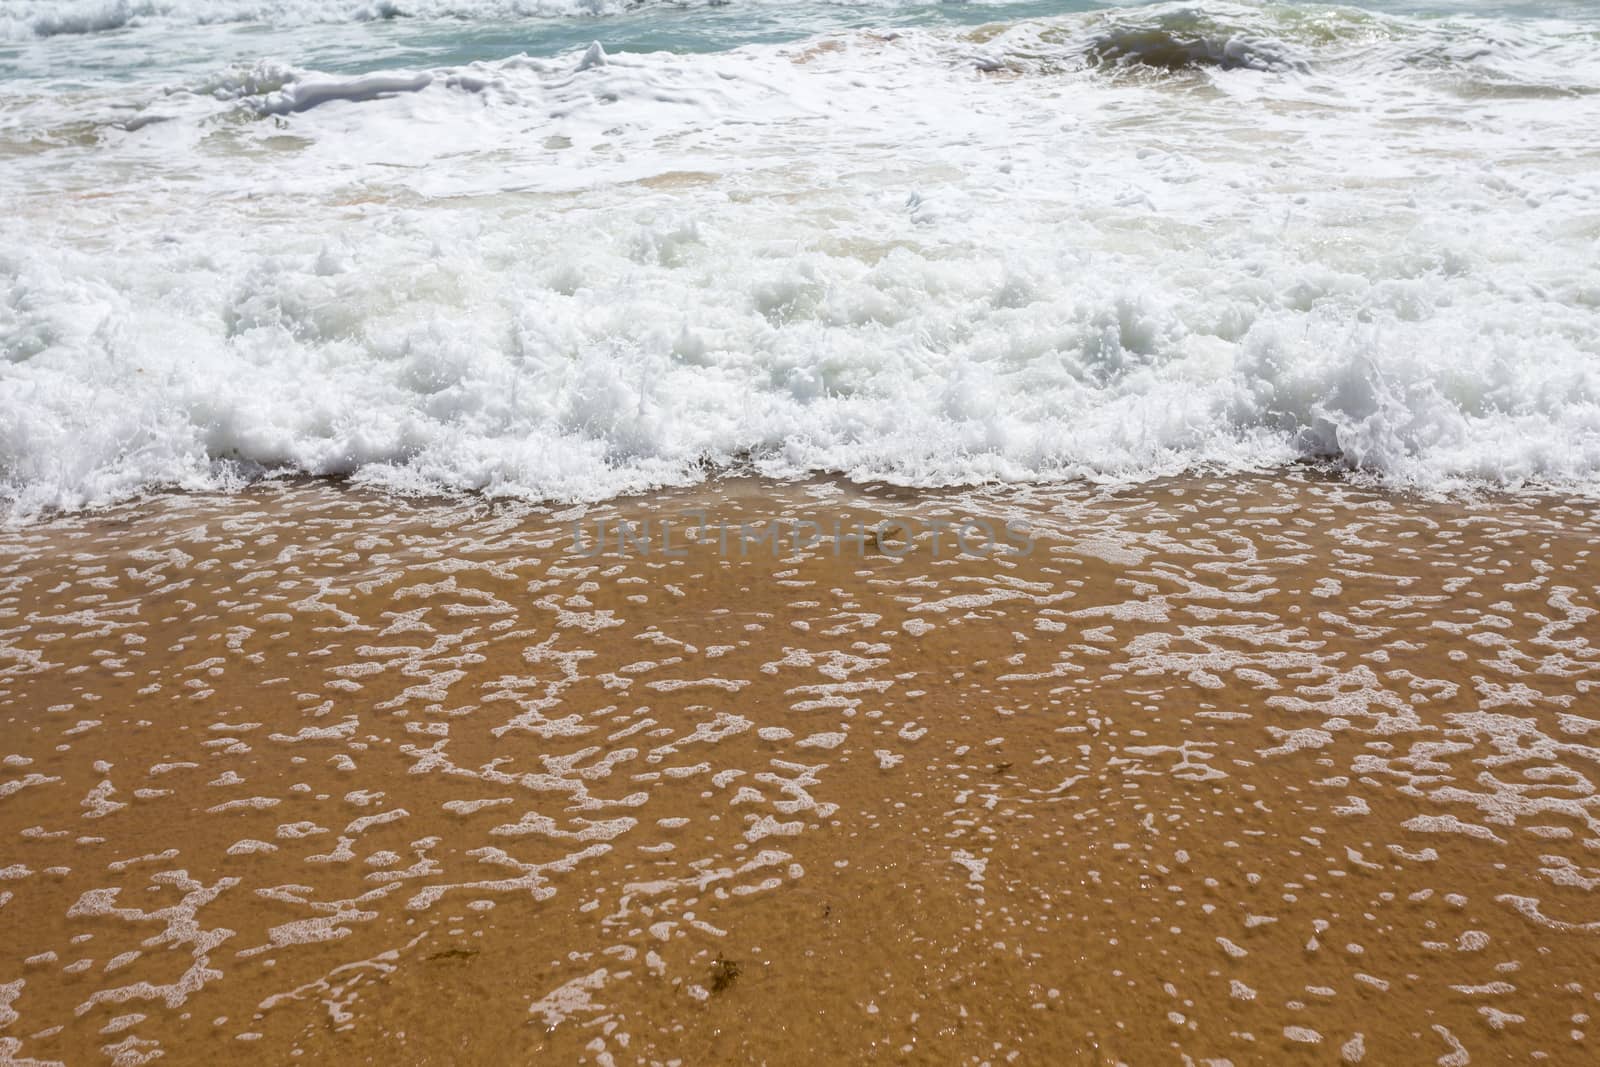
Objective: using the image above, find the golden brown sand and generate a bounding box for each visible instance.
[2,471,1599,1064]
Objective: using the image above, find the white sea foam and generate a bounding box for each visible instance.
[3,2,1600,516]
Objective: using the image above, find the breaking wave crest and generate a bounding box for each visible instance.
[965,3,1600,88]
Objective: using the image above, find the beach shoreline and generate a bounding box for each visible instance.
[7,0,1600,1061]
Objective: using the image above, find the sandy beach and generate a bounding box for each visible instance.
[2,469,1597,1062]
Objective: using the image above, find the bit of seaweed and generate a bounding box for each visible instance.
[708,956,741,994]
[427,947,479,962]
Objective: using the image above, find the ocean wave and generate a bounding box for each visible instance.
[4,1,635,41]
[960,3,1600,89]
[106,2,1596,123]
[1073,6,1312,73]
[7,0,1598,98]
[3,5,1600,517]
[0,0,982,44]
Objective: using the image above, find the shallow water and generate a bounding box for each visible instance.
[2,470,1599,1062]
[3,0,1600,515]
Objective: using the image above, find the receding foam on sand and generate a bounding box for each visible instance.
[0,470,1598,1062]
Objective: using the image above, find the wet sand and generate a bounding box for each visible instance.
[2,470,1599,1064]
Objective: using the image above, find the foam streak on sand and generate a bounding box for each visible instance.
[1,471,1598,1061]
[3,1,1600,516]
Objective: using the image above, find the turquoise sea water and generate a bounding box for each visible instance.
[2,1,1594,81]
